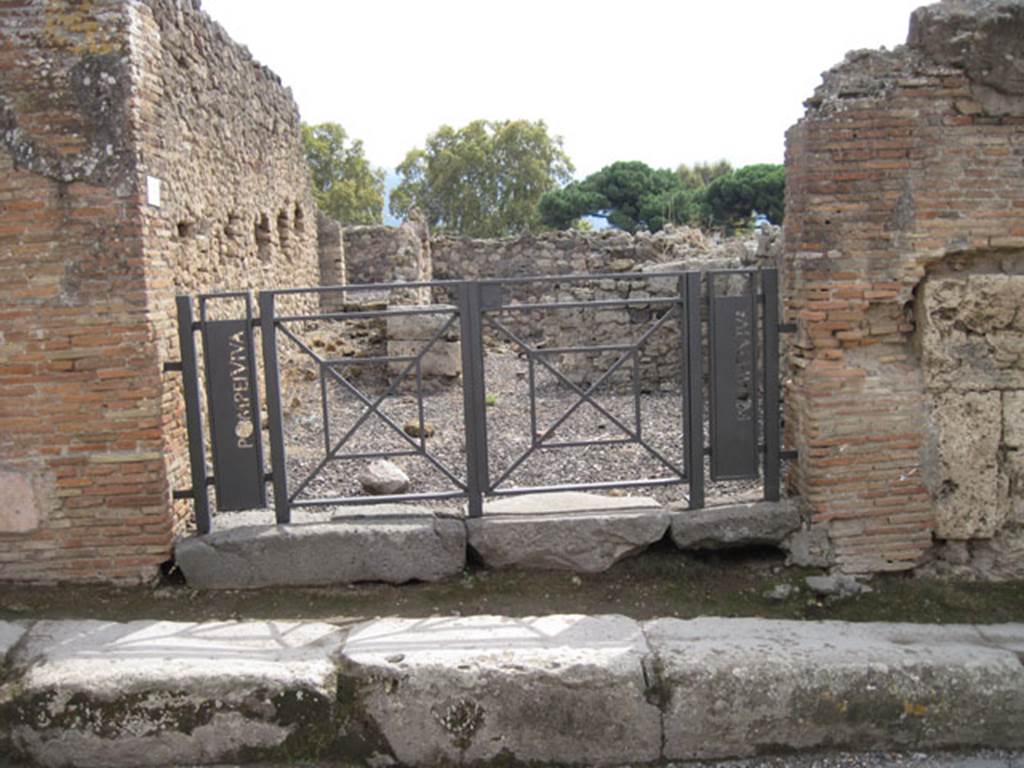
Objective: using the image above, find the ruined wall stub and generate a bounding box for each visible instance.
[784,0,1024,576]
[0,0,321,583]
[342,211,431,304]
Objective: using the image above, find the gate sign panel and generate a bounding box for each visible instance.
[203,319,266,510]
[709,291,759,480]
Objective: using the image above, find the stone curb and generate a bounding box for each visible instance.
[1,617,1021,767]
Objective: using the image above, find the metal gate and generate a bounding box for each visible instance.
[169,268,789,533]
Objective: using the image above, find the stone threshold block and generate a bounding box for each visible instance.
[646,618,1024,761]
[467,491,669,572]
[0,620,350,768]
[669,498,801,550]
[339,614,662,766]
[175,505,466,589]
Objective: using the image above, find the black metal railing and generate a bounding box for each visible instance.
[169,268,786,532]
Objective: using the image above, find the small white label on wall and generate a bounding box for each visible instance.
[146,175,162,207]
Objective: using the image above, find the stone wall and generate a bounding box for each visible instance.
[783,0,1024,576]
[408,226,770,385]
[0,0,321,583]
[343,213,431,304]
[430,225,716,283]
[341,223,765,386]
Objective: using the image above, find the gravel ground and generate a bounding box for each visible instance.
[277,340,764,514]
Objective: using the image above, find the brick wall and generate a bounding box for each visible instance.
[0,0,321,583]
[784,0,1024,575]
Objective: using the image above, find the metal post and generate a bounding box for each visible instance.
[175,295,211,534]
[458,282,489,518]
[683,273,705,509]
[259,291,291,524]
[762,269,781,502]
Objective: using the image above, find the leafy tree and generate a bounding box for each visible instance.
[390,119,573,237]
[540,160,785,234]
[700,163,785,227]
[539,161,688,233]
[676,160,733,190]
[302,122,385,225]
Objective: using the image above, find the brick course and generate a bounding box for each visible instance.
[0,0,321,583]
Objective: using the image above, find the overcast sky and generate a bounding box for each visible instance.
[201,0,925,178]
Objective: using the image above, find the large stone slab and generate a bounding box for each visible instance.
[468,492,668,572]
[670,498,801,550]
[0,620,27,663]
[646,617,1024,761]
[1,620,349,768]
[976,623,1024,658]
[339,614,661,766]
[0,620,28,757]
[175,506,465,588]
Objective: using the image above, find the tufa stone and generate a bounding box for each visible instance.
[358,460,410,496]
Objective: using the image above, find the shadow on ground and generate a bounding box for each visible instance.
[2,540,1022,625]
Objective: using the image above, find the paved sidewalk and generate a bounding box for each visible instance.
[1,616,1022,767]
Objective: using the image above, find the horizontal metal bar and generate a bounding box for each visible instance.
[489,477,685,497]
[292,490,468,507]
[487,297,679,313]
[704,268,759,277]
[171,475,217,499]
[781,449,798,460]
[163,361,183,373]
[528,343,641,355]
[267,279,462,297]
[274,306,458,323]
[190,290,253,300]
[192,319,261,332]
[324,355,421,366]
[326,449,421,462]
[537,438,637,450]
[318,510,467,522]
[779,323,797,334]
[477,270,698,286]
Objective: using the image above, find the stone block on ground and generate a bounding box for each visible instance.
[670,499,801,550]
[784,524,835,567]
[805,573,872,599]
[467,492,668,572]
[175,505,465,588]
[357,459,410,495]
[1,620,349,768]
[386,305,458,341]
[646,617,1024,761]
[387,339,462,378]
[338,614,661,767]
